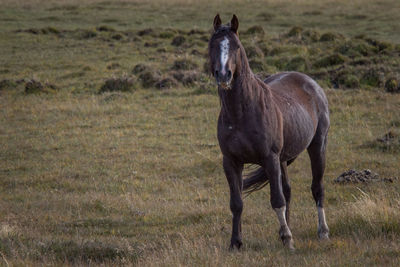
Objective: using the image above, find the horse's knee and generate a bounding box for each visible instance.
[230,197,243,214]
[311,183,324,206]
[270,194,286,209]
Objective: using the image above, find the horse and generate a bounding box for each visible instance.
[208,14,330,250]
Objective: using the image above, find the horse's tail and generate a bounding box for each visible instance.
[243,167,269,195]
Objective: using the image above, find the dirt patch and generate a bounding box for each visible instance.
[334,169,395,183]
[25,80,57,94]
[99,77,136,93]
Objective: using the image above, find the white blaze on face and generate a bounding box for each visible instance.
[220,37,230,75]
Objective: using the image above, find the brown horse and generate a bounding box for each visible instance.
[208,14,330,250]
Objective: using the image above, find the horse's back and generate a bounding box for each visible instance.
[264,72,329,119]
[263,72,330,160]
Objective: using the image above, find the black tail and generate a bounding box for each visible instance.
[243,167,269,195]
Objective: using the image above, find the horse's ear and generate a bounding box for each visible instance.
[230,14,239,34]
[213,14,221,31]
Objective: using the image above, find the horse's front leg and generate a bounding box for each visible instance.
[223,156,244,250]
[264,154,295,250]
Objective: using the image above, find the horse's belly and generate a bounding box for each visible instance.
[281,107,317,160]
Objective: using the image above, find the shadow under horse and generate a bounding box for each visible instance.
[208,14,330,250]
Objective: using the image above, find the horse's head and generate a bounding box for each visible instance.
[208,14,241,90]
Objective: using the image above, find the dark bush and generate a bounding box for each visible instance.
[313,54,347,68]
[385,77,399,93]
[245,25,265,36]
[172,59,198,70]
[96,25,115,32]
[138,71,160,88]
[171,36,186,46]
[99,77,136,93]
[25,79,57,94]
[286,56,309,72]
[155,77,178,90]
[287,26,303,37]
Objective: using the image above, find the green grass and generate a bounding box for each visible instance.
[1,0,400,265]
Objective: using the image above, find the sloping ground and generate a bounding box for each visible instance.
[1,1,400,266]
[1,24,400,94]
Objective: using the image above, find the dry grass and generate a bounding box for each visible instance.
[1,0,400,265]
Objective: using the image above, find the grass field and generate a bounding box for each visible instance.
[1,0,400,265]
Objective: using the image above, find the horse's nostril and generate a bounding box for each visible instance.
[215,70,219,77]
[227,70,232,79]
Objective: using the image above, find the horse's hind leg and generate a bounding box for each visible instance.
[307,125,329,240]
[223,156,244,250]
[264,154,294,250]
[281,161,291,226]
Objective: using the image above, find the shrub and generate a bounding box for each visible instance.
[385,77,399,93]
[172,59,198,71]
[171,36,185,46]
[313,54,347,68]
[286,56,309,72]
[25,79,57,94]
[99,77,136,93]
[245,25,265,36]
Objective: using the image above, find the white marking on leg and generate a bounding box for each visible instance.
[220,37,229,76]
[274,206,287,227]
[275,206,294,249]
[317,207,329,239]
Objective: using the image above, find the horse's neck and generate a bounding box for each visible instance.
[219,74,268,123]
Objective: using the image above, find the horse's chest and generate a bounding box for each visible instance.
[218,125,265,163]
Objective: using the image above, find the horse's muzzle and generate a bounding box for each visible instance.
[218,81,231,90]
[215,69,232,90]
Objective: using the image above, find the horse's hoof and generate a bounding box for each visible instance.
[318,227,330,240]
[282,236,295,251]
[229,239,242,251]
[318,231,330,240]
[279,226,295,251]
